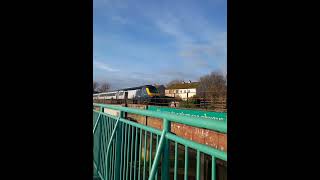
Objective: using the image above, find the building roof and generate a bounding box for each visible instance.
[154,85,165,88]
[166,82,199,89]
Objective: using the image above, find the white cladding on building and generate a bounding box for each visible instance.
[165,81,199,100]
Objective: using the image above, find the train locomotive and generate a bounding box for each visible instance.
[93,85,173,106]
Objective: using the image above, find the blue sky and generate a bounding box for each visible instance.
[94,0,227,90]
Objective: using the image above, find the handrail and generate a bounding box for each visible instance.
[92,110,227,161]
[93,103,227,180]
[93,103,227,133]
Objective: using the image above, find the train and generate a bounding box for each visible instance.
[93,85,174,105]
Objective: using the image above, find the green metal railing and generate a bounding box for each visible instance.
[93,103,227,180]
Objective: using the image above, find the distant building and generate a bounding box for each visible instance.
[154,84,165,96]
[165,81,199,100]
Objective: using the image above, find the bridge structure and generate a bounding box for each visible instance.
[93,103,227,180]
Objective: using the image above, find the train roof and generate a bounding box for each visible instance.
[117,85,155,91]
[94,85,156,94]
[94,91,115,94]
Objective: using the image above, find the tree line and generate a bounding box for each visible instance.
[94,71,227,99]
[167,71,227,100]
[93,81,111,92]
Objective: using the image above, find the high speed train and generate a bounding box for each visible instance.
[93,85,172,105]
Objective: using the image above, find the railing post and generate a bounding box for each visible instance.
[100,105,104,113]
[161,119,171,180]
[114,111,124,178]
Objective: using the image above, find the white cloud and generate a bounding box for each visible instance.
[93,61,119,72]
[94,0,227,85]
[94,0,128,10]
[149,10,226,73]
[154,15,192,43]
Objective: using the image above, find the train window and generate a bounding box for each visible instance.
[176,90,179,93]
[147,86,159,93]
[119,92,124,96]
[184,90,186,93]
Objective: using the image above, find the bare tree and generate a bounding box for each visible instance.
[98,81,111,92]
[93,81,99,92]
[166,79,184,87]
[197,71,227,99]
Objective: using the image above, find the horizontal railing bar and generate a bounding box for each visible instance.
[93,103,227,133]
[165,133,227,161]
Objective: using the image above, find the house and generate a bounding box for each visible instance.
[165,81,199,100]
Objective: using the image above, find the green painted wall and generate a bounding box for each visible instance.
[148,106,227,122]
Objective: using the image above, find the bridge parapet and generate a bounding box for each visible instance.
[93,103,227,180]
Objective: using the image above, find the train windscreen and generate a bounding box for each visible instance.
[147,86,159,93]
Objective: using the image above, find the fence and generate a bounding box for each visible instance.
[93,103,227,180]
[93,93,227,112]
